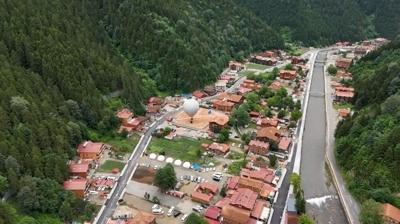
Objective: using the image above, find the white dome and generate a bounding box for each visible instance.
[183,98,199,117]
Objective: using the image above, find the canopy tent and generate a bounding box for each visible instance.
[174,160,182,166]
[157,155,165,161]
[166,157,174,163]
[183,162,191,169]
[149,153,157,160]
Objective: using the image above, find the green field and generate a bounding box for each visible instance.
[246,63,269,70]
[228,160,247,175]
[238,70,255,77]
[99,160,126,173]
[88,130,140,153]
[333,102,353,110]
[147,137,212,162]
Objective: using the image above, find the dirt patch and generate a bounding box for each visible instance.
[132,166,156,185]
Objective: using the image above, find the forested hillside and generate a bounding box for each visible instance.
[0,0,283,223]
[335,37,400,218]
[236,0,399,45]
[235,0,370,45]
[356,0,400,40]
[97,0,284,92]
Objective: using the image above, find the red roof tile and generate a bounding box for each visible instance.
[382,203,400,223]
[69,162,89,174]
[63,179,88,191]
[204,206,221,220]
[77,141,104,154]
[199,182,219,194]
[251,200,266,219]
[278,137,292,151]
[230,188,258,210]
[117,108,133,119]
[226,176,240,190]
[248,140,270,150]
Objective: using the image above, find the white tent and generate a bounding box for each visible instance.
[174,160,182,166]
[157,155,165,161]
[166,157,174,163]
[149,153,157,160]
[182,162,191,169]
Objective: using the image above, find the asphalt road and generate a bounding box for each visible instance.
[300,51,347,224]
[96,112,175,224]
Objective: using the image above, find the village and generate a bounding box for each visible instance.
[61,37,400,224]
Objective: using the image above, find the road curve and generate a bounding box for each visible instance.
[300,51,347,223]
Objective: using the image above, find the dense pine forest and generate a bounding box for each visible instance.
[335,37,400,219]
[98,0,284,92]
[236,0,400,45]
[0,0,283,223]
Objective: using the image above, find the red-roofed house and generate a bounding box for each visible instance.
[269,81,282,91]
[279,70,297,80]
[291,57,306,65]
[240,168,275,185]
[213,100,235,112]
[251,200,267,220]
[226,176,240,190]
[221,204,251,224]
[278,137,292,152]
[209,116,229,133]
[197,182,219,195]
[250,56,277,66]
[207,142,230,155]
[230,188,258,210]
[229,61,245,72]
[77,141,107,160]
[63,179,88,198]
[193,90,208,99]
[334,86,355,103]
[205,206,221,221]
[69,162,89,178]
[191,191,213,204]
[241,79,261,91]
[117,108,134,125]
[257,117,279,127]
[335,58,353,69]
[248,140,270,156]
[256,127,280,143]
[338,108,351,118]
[382,203,400,224]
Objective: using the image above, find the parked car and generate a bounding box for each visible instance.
[212,172,223,181]
[152,204,164,215]
[181,214,189,222]
[192,205,203,213]
[167,206,175,217]
[173,209,182,217]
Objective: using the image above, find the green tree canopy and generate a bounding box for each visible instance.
[154,164,177,191]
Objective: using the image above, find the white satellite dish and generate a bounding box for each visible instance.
[183,98,199,123]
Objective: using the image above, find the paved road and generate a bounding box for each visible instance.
[324,54,360,224]
[96,110,178,224]
[269,51,314,224]
[300,51,347,224]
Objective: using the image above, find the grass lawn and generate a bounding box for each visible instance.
[248,122,257,129]
[147,137,212,162]
[333,103,353,110]
[238,70,255,77]
[227,151,245,160]
[228,160,247,175]
[246,63,269,70]
[88,130,140,153]
[99,160,125,173]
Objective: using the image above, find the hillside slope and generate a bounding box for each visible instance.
[0,0,283,223]
[98,0,284,92]
[335,37,400,219]
[235,0,370,45]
